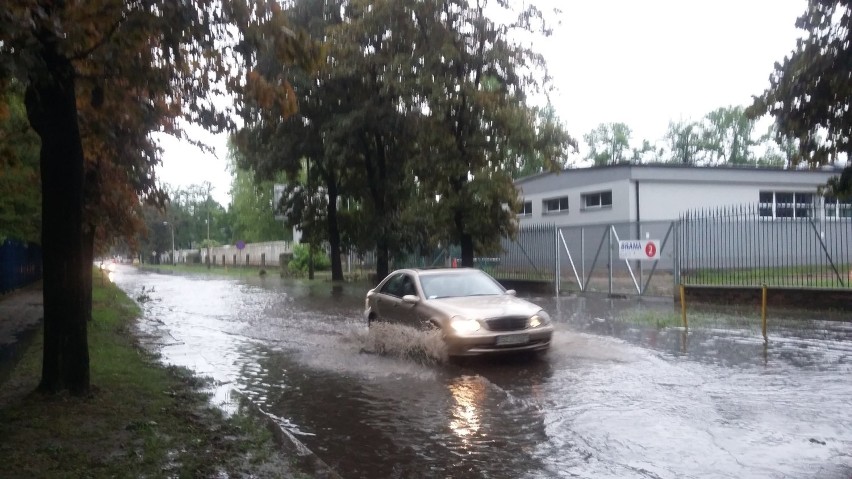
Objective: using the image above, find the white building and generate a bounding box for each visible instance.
[514,164,849,225]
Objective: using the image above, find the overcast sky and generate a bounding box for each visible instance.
[155,0,808,206]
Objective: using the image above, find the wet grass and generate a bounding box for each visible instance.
[136,262,272,278]
[618,308,761,330]
[683,264,852,289]
[0,272,304,478]
[137,262,373,282]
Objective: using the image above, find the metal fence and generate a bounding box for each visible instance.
[493,223,558,283]
[677,204,852,289]
[1,239,42,294]
[484,222,676,296]
[190,203,851,297]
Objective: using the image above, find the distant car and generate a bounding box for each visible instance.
[364,268,553,356]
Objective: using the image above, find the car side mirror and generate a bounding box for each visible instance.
[505,289,517,296]
[402,294,420,304]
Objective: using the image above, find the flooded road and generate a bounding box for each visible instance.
[111,265,852,478]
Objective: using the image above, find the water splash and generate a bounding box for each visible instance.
[354,322,448,365]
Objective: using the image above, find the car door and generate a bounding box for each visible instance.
[375,273,407,323]
[375,272,421,324]
[394,274,421,327]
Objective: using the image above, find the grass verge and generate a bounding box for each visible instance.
[0,274,303,478]
[134,262,375,283]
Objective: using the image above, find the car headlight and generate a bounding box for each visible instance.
[450,316,481,333]
[528,311,551,328]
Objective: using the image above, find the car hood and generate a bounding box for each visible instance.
[426,295,541,319]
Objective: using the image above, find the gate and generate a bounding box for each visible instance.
[555,221,676,296]
[486,222,676,297]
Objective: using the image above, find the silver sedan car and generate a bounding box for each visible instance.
[364,268,553,356]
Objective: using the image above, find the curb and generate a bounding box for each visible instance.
[232,390,343,479]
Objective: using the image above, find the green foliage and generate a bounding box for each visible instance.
[749,1,852,169]
[511,105,577,178]
[0,0,319,396]
[0,81,41,243]
[584,123,632,166]
[661,109,774,166]
[234,0,573,278]
[699,106,757,165]
[228,144,290,243]
[288,243,330,274]
[748,0,852,195]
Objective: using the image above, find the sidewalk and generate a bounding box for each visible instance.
[0,282,43,383]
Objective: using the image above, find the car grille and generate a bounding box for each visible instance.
[485,316,527,331]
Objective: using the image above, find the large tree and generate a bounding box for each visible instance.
[416,0,572,267]
[663,120,702,165]
[749,0,852,196]
[700,106,757,165]
[584,122,632,166]
[0,1,314,395]
[510,105,577,179]
[236,0,353,281]
[238,0,573,278]
[332,0,427,279]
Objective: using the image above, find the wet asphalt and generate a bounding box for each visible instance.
[108,265,852,479]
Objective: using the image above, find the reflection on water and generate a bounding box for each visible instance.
[448,375,484,441]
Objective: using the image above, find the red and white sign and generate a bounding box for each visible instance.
[618,240,661,260]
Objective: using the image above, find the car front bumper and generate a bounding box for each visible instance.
[443,327,553,356]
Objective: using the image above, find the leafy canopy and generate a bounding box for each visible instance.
[749,0,852,196]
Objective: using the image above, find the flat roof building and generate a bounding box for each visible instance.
[515,164,847,225]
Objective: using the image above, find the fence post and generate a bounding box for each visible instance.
[673,219,680,289]
[761,284,768,341]
[608,225,613,295]
[581,227,586,288]
[555,226,560,296]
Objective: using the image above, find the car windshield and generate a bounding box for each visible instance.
[419,271,505,299]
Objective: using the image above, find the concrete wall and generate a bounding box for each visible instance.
[681,285,852,314]
[166,240,295,267]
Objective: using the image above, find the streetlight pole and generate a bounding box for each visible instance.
[163,221,175,266]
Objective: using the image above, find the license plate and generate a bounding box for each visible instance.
[496,334,529,346]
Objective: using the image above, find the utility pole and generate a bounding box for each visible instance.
[163,221,175,265]
[206,182,212,269]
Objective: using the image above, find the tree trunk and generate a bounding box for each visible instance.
[308,242,315,280]
[326,181,344,281]
[455,209,475,267]
[25,39,90,396]
[375,242,390,282]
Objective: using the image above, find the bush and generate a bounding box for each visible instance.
[287,243,331,274]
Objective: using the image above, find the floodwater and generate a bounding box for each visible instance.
[110,265,852,479]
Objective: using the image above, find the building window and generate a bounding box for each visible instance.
[582,190,612,210]
[517,200,532,216]
[543,196,569,214]
[824,196,852,219]
[759,191,815,219]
